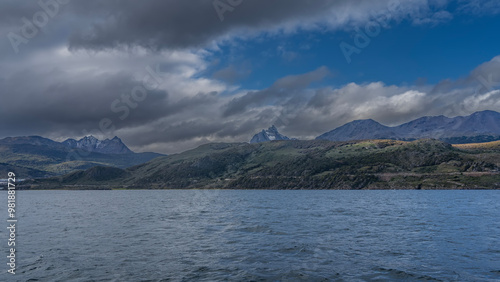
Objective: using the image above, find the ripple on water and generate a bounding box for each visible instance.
[1,190,499,281]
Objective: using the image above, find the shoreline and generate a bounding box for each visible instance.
[8,186,500,191]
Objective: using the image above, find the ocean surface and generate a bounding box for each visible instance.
[1,190,499,281]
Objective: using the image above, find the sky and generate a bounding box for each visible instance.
[1,0,500,154]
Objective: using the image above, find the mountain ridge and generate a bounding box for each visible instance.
[62,136,133,154]
[26,139,500,190]
[317,110,500,143]
[0,135,134,154]
[0,135,163,179]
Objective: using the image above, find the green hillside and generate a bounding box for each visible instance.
[27,139,500,190]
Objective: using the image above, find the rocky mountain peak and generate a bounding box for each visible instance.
[250,125,292,143]
[63,136,133,154]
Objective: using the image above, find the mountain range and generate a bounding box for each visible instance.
[26,139,500,190]
[0,136,163,178]
[4,110,500,188]
[316,110,500,144]
[1,135,133,154]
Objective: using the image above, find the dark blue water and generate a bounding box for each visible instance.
[1,190,499,281]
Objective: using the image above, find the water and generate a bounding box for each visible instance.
[1,190,499,281]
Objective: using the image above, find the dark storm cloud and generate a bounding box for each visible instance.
[1,0,494,52]
[66,0,497,51]
[0,1,39,26]
[66,0,405,51]
[1,0,500,154]
[0,68,170,135]
[0,67,228,139]
[1,0,489,55]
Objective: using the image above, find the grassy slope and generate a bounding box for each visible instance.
[453,140,500,150]
[29,139,500,190]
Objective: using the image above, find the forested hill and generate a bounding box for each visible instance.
[26,139,500,190]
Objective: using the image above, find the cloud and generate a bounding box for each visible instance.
[1,52,500,154]
[277,45,299,62]
[1,1,500,154]
[212,64,252,84]
[468,55,500,92]
[0,0,495,55]
[0,45,227,143]
[457,0,500,15]
[223,66,330,117]
[412,10,453,26]
[1,45,500,154]
[292,82,431,135]
[461,90,500,113]
[126,56,500,152]
[61,0,453,51]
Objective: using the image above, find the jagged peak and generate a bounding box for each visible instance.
[63,135,132,154]
[80,135,98,141]
[250,125,292,143]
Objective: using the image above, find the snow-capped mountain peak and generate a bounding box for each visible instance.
[250,125,292,143]
[63,136,133,154]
